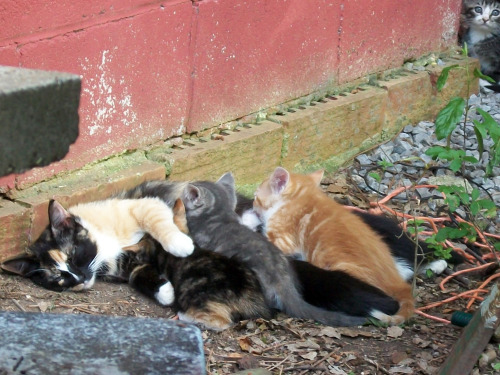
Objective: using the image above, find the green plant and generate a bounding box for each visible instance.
[427,45,500,176]
[422,45,499,263]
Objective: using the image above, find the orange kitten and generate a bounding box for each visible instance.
[254,167,414,325]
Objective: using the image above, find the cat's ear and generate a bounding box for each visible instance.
[1,254,41,277]
[270,167,290,194]
[309,169,324,186]
[48,200,74,233]
[182,184,203,209]
[216,172,235,191]
[216,172,237,209]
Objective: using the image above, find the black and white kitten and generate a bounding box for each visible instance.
[461,0,500,91]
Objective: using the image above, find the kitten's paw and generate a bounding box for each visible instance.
[155,282,175,306]
[422,259,448,275]
[164,232,194,257]
[239,210,262,232]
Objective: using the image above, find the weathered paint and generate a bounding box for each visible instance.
[0,0,461,191]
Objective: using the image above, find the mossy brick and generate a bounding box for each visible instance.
[163,121,283,185]
[11,153,165,244]
[0,200,30,261]
[427,56,480,115]
[0,66,80,176]
[279,87,387,172]
[381,71,434,130]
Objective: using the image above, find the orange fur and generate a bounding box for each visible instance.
[254,168,414,324]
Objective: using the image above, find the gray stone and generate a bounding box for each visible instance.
[0,66,80,177]
[355,154,372,165]
[0,312,205,375]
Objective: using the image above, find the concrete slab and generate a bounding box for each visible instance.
[0,66,80,176]
[0,312,205,375]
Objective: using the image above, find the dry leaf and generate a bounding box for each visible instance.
[296,339,320,350]
[250,336,267,348]
[391,351,408,364]
[38,301,49,312]
[300,351,318,361]
[387,326,404,338]
[389,366,413,374]
[239,337,252,352]
[319,327,342,339]
[337,328,360,338]
[412,337,431,348]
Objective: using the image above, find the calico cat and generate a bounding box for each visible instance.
[1,196,194,291]
[180,173,370,327]
[253,167,416,324]
[460,0,500,91]
[3,196,399,330]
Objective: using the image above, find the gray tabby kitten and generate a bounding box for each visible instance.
[461,0,500,90]
[181,173,367,327]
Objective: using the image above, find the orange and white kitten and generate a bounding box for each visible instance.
[253,167,414,325]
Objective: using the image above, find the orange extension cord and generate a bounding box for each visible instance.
[350,184,499,325]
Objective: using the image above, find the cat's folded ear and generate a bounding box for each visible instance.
[270,167,290,194]
[48,200,75,233]
[1,254,41,277]
[182,184,203,209]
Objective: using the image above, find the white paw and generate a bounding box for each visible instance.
[239,210,262,232]
[165,232,194,257]
[155,282,175,306]
[422,259,448,275]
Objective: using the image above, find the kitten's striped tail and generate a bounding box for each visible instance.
[373,283,414,325]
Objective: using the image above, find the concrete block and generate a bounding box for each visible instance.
[0,312,205,375]
[279,87,388,172]
[0,66,80,176]
[381,71,434,130]
[427,56,480,115]
[164,121,284,185]
[9,153,165,245]
[0,200,30,262]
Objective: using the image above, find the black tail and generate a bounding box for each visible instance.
[485,84,500,93]
[292,259,399,318]
[274,265,367,327]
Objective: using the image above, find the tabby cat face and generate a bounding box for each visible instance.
[462,0,500,32]
[1,200,98,292]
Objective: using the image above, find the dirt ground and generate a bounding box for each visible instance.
[0,172,498,375]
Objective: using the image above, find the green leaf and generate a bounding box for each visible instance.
[368,172,381,182]
[450,158,462,172]
[435,97,466,140]
[471,188,480,201]
[437,65,459,91]
[476,108,500,139]
[473,67,496,83]
[473,121,485,160]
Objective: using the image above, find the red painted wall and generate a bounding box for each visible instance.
[0,0,461,191]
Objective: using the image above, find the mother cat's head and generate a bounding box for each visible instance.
[1,200,98,291]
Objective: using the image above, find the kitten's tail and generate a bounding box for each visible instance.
[378,283,415,325]
[277,284,367,327]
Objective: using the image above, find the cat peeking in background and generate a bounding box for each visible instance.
[460,0,500,91]
[253,167,464,325]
